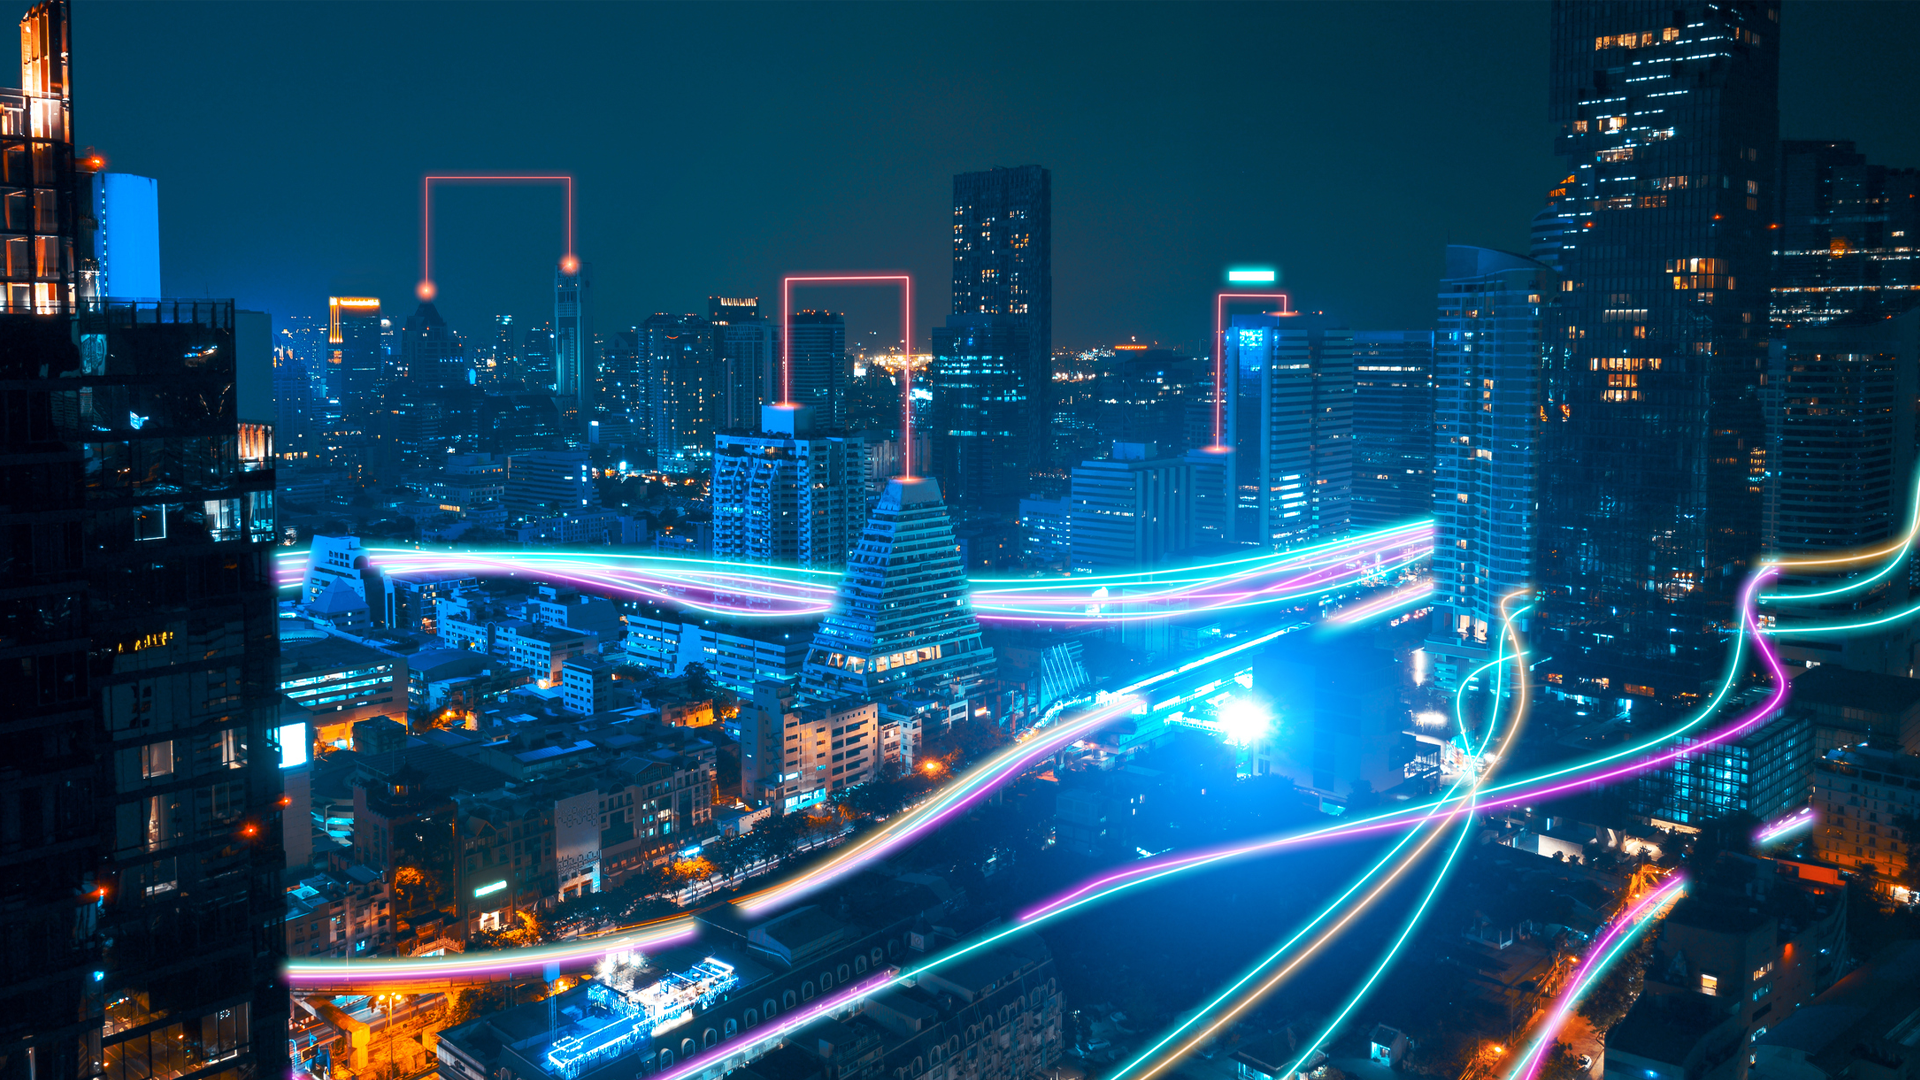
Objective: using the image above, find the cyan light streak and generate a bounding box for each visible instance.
[1507,876,1688,1080]
[1760,474,1920,604]
[1278,597,1533,1080]
[271,520,1433,624]
[1106,596,1534,1080]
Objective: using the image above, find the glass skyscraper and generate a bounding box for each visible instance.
[786,310,849,428]
[1771,140,1920,331]
[1224,312,1354,550]
[927,314,1033,513]
[1535,0,1779,704]
[641,312,717,473]
[1427,247,1557,692]
[951,166,1052,485]
[1350,331,1435,531]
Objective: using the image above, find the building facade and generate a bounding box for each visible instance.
[1225,312,1355,550]
[1067,443,1194,573]
[927,314,1036,514]
[1350,330,1435,531]
[1771,140,1920,331]
[1427,247,1557,690]
[951,165,1052,481]
[711,405,865,570]
[1535,0,1779,704]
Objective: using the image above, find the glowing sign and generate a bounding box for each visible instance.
[1227,268,1278,283]
[278,722,308,769]
[473,880,507,898]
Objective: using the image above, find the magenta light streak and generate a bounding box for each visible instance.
[1326,579,1435,625]
[1511,876,1688,1080]
[1024,570,1787,918]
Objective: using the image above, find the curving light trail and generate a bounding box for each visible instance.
[1507,875,1687,1080]
[284,918,698,988]
[273,521,1433,624]
[1755,806,1816,846]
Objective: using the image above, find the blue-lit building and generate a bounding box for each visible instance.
[1535,1,1778,704]
[952,165,1052,482]
[1634,696,1811,829]
[1223,311,1353,550]
[1350,330,1434,531]
[1426,247,1556,692]
[928,314,1034,513]
[555,262,590,416]
[787,309,849,428]
[88,171,159,299]
[641,312,717,473]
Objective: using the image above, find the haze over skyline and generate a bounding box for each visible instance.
[49,0,1920,348]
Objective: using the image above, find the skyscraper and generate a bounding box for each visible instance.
[951,166,1052,483]
[87,171,160,299]
[1068,443,1195,573]
[711,296,777,433]
[797,477,997,706]
[786,309,849,427]
[711,405,865,569]
[554,263,588,411]
[1535,0,1779,703]
[1350,331,1435,531]
[642,312,717,473]
[1763,309,1919,675]
[1771,140,1920,331]
[1224,312,1355,550]
[927,314,1033,513]
[0,15,289,1061]
[0,1,74,315]
[1427,246,1557,692]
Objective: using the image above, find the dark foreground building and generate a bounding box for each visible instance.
[0,5,289,1080]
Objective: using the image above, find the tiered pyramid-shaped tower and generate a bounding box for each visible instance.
[797,476,996,705]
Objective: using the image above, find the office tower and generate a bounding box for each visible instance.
[326,295,381,414]
[520,322,555,391]
[1068,442,1194,573]
[711,405,864,569]
[927,314,1034,512]
[787,309,849,427]
[0,2,74,314]
[1528,175,1582,272]
[642,312,717,473]
[272,340,312,464]
[600,327,641,417]
[554,263,589,411]
[87,172,159,299]
[711,296,777,433]
[1763,309,1919,675]
[2,294,288,1080]
[1350,331,1435,531]
[1535,1,1778,703]
[1224,312,1354,550]
[1426,247,1557,692]
[382,301,476,469]
[1634,709,1810,828]
[797,476,997,705]
[951,165,1053,481]
[1772,140,1920,331]
[505,449,594,516]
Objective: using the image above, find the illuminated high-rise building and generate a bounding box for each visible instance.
[787,309,849,427]
[711,296,777,433]
[554,263,588,411]
[951,165,1052,482]
[1762,309,1919,675]
[87,171,159,299]
[1350,330,1434,531]
[797,476,996,706]
[642,312,717,473]
[0,14,288,1078]
[0,1,75,314]
[1771,140,1920,331]
[927,314,1033,513]
[1224,311,1354,550]
[1427,246,1557,692]
[1534,0,1778,703]
[711,405,864,569]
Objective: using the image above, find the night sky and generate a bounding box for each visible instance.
[55,1,1920,352]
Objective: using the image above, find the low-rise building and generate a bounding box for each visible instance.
[284,865,394,958]
[1811,745,1920,898]
[740,682,877,812]
[280,635,410,752]
[507,624,593,686]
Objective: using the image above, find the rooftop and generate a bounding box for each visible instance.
[1790,665,1920,717]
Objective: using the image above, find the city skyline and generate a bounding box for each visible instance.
[50,2,1920,349]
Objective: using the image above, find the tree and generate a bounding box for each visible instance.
[444,984,512,1027]
[1579,930,1659,1031]
[1537,1042,1587,1080]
